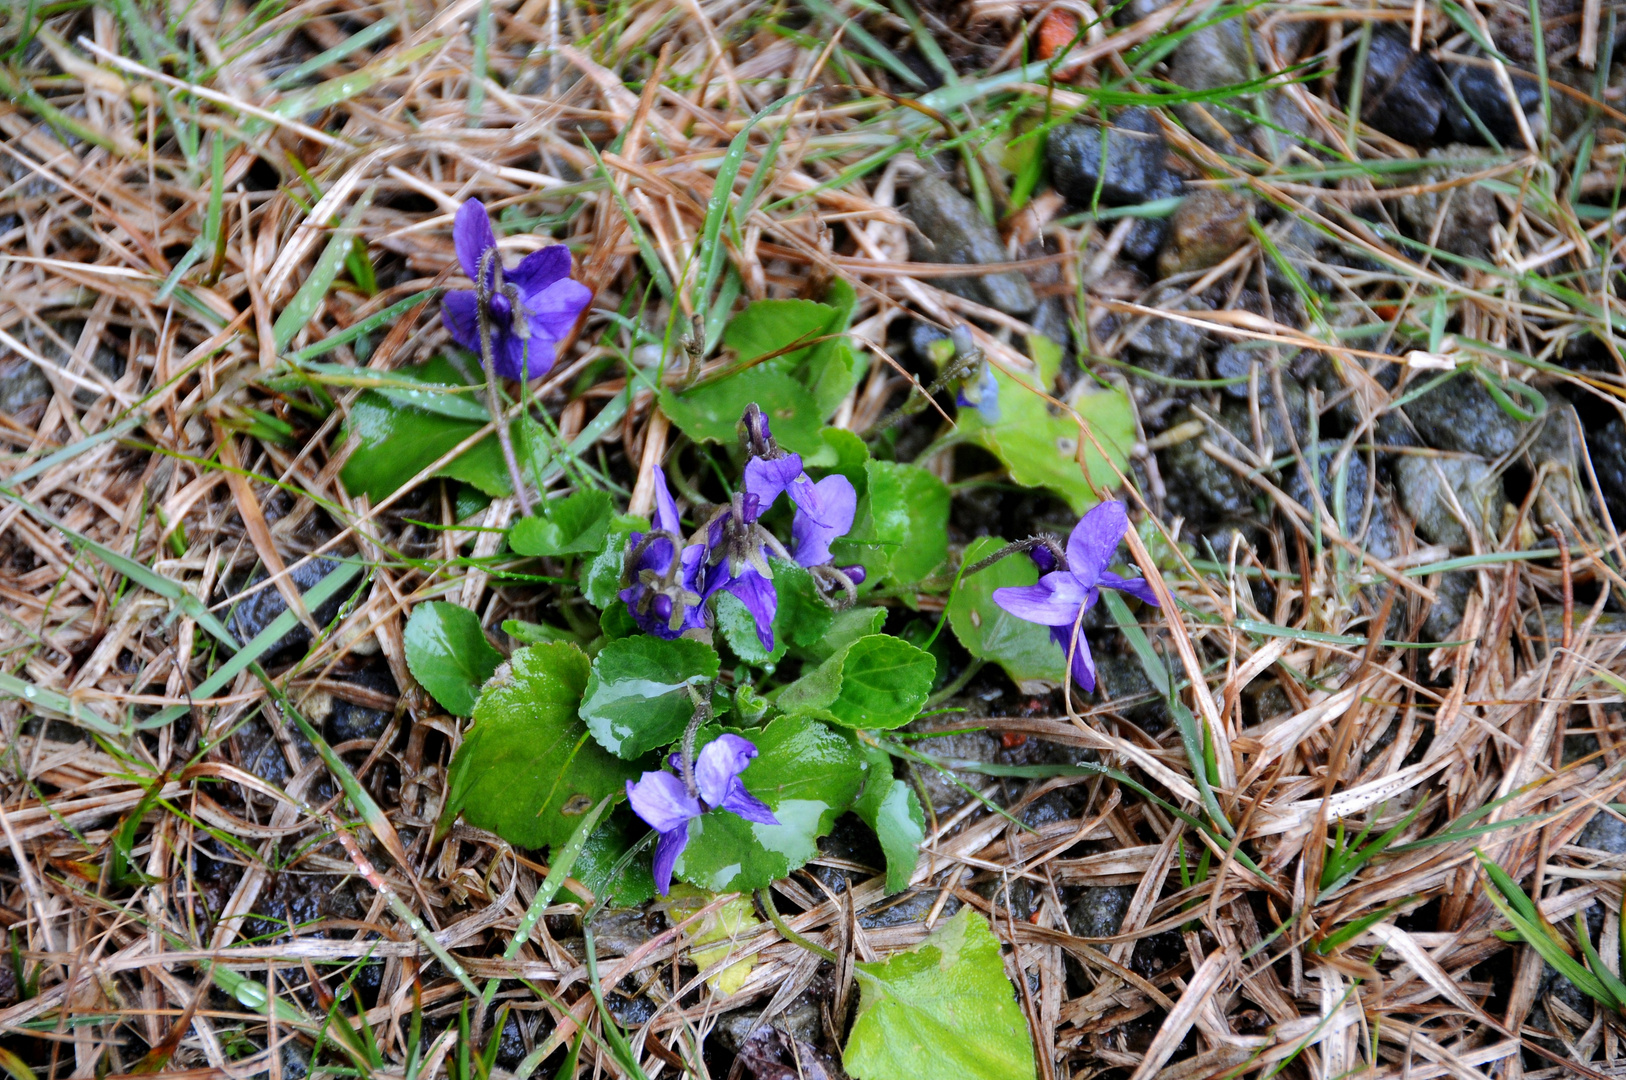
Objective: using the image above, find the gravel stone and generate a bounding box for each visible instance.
[1395,455,1504,548]
[1351,27,1449,145]
[905,172,1036,315]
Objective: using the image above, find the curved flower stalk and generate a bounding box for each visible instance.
[987,500,1161,691]
[440,199,591,382]
[626,733,778,895]
[620,465,708,638]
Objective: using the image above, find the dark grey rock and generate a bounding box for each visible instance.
[1160,424,1255,521]
[976,876,1038,922]
[584,907,656,958]
[1591,417,1626,530]
[224,557,346,655]
[1394,145,1501,259]
[1093,653,1169,734]
[1126,290,1210,378]
[1399,374,1527,458]
[1395,455,1503,548]
[0,353,50,418]
[1527,394,1592,537]
[861,887,959,928]
[1166,18,1311,158]
[1576,811,1626,855]
[327,670,396,744]
[1421,570,1475,644]
[1047,108,1170,207]
[734,1027,843,1080]
[714,993,821,1053]
[1351,27,1449,145]
[1068,885,1134,941]
[905,172,1036,315]
[910,730,1002,817]
[1121,172,1183,262]
[1442,61,1541,146]
[1286,443,1399,561]
[1158,188,1254,278]
[1526,606,1626,653]
[1214,343,1268,398]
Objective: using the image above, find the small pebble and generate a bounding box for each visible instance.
[1157,188,1253,278]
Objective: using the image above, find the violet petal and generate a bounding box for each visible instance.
[652,826,689,896]
[652,464,682,536]
[626,771,701,834]
[453,199,498,287]
[694,733,758,808]
[718,780,779,826]
[1065,500,1129,587]
[1099,569,1161,607]
[792,474,857,567]
[992,572,1091,626]
[742,455,807,518]
[441,290,482,354]
[521,276,592,344]
[725,568,779,653]
[507,244,572,294]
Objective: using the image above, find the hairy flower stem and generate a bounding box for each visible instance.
[862,339,983,439]
[475,247,534,517]
[961,534,1068,577]
[678,682,714,799]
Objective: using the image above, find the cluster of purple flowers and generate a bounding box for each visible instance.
[619,408,863,653]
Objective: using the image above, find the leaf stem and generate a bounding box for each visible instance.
[756,888,837,962]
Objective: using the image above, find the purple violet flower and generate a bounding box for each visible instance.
[992,500,1161,692]
[956,361,1001,424]
[620,465,708,638]
[441,199,592,381]
[625,733,778,895]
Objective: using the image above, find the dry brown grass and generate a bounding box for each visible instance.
[2,0,1626,1078]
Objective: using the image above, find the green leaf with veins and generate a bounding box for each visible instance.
[795,605,886,663]
[832,460,949,589]
[570,808,655,906]
[958,336,1133,515]
[510,489,614,557]
[776,634,935,729]
[853,743,924,894]
[438,643,639,850]
[724,298,833,370]
[844,907,1037,1080]
[580,636,720,758]
[947,536,1066,692]
[660,367,825,455]
[404,601,504,716]
[338,356,546,503]
[580,513,647,609]
[675,716,867,892]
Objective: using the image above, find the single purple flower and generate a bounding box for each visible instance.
[956,361,1001,424]
[441,199,592,381]
[620,465,708,638]
[625,733,779,895]
[991,500,1161,692]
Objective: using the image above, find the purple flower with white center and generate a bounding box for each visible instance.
[992,500,1161,692]
[790,474,858,569]
[620,464,708,638]
[625,733,779,896]
[441,200,592,381]
[702,454,807,652]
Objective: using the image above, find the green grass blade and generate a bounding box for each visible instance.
[273,186,376,352]
[269,16,398,89]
